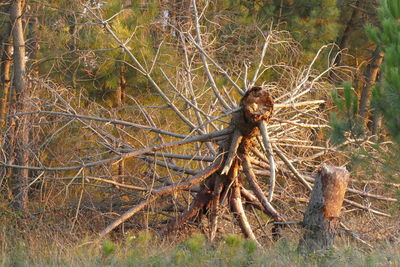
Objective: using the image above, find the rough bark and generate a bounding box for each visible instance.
[370,73,382,140]
[10,0,29,212]
[358,47,384,125]
[209,174,224,241]
[114,51,127,175]
[115,49,126,106]
[0,2,12,130]
[165,187,212,234]
[0,3,12,188]
[333,0,361,68]
[0,36,12,129]
[298,164,349,253]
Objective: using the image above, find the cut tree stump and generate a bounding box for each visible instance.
[298,164,349,253]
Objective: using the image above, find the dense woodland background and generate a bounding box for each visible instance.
[0,0,399,265]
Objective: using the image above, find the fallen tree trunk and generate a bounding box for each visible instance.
[298,164,349,253]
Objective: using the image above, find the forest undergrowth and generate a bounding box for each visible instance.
[1,225,399,267]
[1,210,399,267]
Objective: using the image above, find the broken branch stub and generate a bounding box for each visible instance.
[298,164,349,253]
[241,86,274,125]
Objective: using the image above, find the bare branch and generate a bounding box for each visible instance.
[1,128,232,171]
[259,121,276,202]
[242,155,283,221]
[273,145,313,191]
[99,155,224,237]
[9,110,186,138]
[221,130,242,175]
[191,0,232,109]
[231,181,261,246]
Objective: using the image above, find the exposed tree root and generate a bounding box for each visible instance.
[100,87,286,242]
[209,175,224,242]
[231,181,261,246]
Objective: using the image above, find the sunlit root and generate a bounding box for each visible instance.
[259,121,276,202]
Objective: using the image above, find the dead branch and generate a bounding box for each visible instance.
[221,129,242,175]
[99,155,224,237]
[259,121,276,202]
[242,155,283,221]
[273,145,313,190]
[231,181,261,246]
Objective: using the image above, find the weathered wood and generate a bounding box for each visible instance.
[99,156,223,237]
[259,121,276,202]
[165,188,212,234]
[100,86,281,241]
[221,130,242,175]
[298,164,349,252]
[231,180,260,246]
[209,175,224,242]
[11,0,29,212]
[241,154,283,222]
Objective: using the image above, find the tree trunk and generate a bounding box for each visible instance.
[333,0,361,68]
[10,0,29,212]
[371,73,383,141]
[0,2,12,130]
[115,50,127,177]
[298,164,349,253]
[0,3,12,189]
[115,50,126,106]
[358,47,384,126]
[0,36,12,130]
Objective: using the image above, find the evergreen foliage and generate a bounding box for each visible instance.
[330,82,363,144]
[289,0,341,59]
[367,0,400,143]
[329,0,400,186]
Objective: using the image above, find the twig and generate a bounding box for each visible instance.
[343,199,391,217]
[142,156,198,175]
[146,152,214,162]
[340,222,374,249]
[271,118,329,128]
[9,110,186,138]
[86,176,147,191]
[191,0,231,109]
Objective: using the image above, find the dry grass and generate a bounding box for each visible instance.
[1,217,399,267]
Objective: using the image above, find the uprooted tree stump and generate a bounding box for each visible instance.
[298,164,349,252]
[99,86,285,244]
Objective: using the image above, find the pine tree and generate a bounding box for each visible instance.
[36,0,167,105]
[368,0,400,143]
[285,0,341,61]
